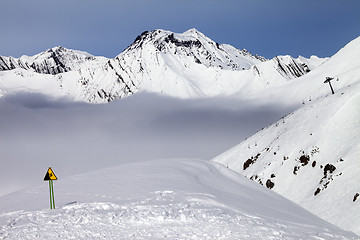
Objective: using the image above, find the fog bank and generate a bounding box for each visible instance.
[0,92,293,196]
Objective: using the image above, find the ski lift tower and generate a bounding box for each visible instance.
[324,77,335,94]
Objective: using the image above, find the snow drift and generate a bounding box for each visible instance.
[0,158,357,239]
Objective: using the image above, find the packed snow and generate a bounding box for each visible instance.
[0,159,357,239]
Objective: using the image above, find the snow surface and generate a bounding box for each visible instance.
[0,158,357,239]
[213,36,360,234]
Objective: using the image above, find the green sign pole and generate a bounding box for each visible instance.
[49,180,53,209]
[44,167,58,210]
[51,180,55,209]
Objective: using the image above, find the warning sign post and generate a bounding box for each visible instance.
[44,167,57,209]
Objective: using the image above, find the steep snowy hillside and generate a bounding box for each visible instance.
[0,29,323,103]
[0,159,357,239]
[213,36,360,234]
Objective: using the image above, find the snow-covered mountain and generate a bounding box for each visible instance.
[213,36,360,235]
[0,158,357,239]
[0,29,324,103]
[1,28,359,237]
[0,46,98,74]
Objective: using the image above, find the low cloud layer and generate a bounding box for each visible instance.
[0,92,293,196]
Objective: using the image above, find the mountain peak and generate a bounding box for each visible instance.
[184,28,200,33]
[48,45,66,53]
[4,46,97,75]
[182,28,204,37]
[123,28,266,71]
[130,29,210,49]
[41,46,94,58]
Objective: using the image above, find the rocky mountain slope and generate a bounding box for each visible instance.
[0,29,324,103]
[212,36,360,234]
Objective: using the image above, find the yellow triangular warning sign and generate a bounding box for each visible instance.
[44,167,58,181]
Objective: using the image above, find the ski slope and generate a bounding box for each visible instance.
[0,159,357,239]
[213,36,360,234]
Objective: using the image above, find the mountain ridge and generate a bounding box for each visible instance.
[0,29,325,103]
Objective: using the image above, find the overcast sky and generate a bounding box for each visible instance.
[1,0,359,59]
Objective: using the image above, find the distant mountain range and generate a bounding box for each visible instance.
[0,29,325,103]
